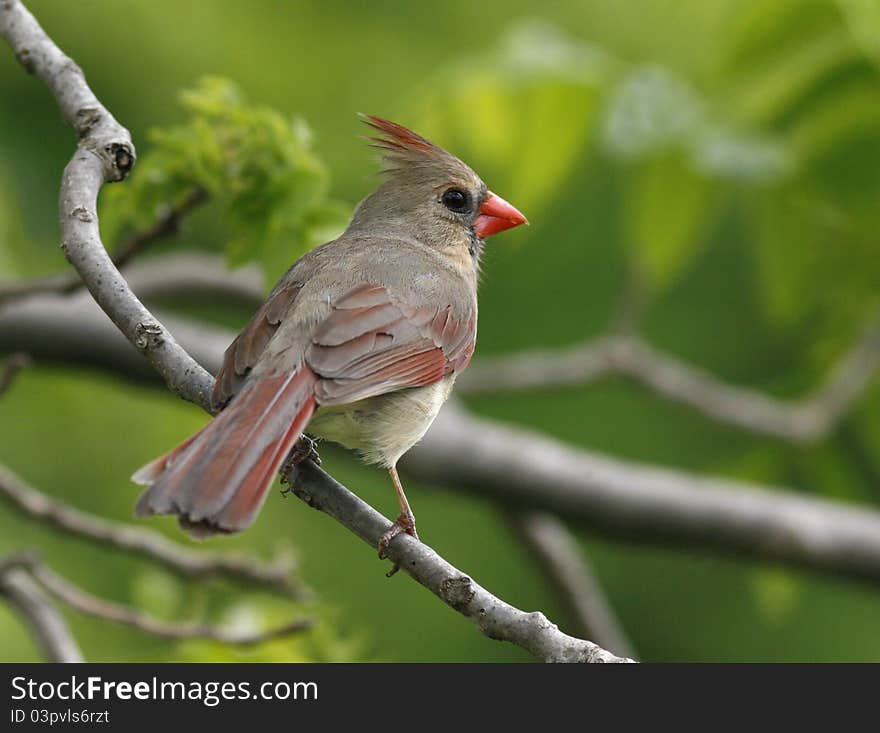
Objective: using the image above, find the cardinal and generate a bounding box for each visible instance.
[133,115,527,566]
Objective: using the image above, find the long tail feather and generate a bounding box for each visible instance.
[134,367,317,537]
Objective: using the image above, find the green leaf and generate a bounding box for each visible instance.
[98,76,349,281]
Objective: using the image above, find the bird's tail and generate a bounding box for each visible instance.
[133,368,317,537]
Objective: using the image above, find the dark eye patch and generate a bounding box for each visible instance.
[441,188,470,213]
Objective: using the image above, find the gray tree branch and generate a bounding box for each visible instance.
[0,352,30,396]
[506,510,636,659]
[405,402,880,584]
[0,564,83,662]
[0,554,312,645]
[0,292,230,384]
[0,463,305,598]
[122,253,265,306]
[285,461,631,662]
[456,326,880,444]
[0,0,630,663]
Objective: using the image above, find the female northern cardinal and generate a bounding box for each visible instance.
[133,116,527,560]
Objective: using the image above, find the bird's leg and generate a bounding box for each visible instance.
[378,465,420,576]
[279,434,321,496]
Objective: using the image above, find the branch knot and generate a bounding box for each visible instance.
[107,142,134,179]
[14,46,33,72]
[74,107,101,138]
[439,575,475,611]
[69,205,93,223]
[134,322,164,350]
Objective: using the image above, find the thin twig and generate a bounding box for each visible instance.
[0,563,84,662]
[0,0,629,663]
[113,187,209,269]
[608,266,648,337]
[1,554,312,645]
[0,463,306,598]
[0,187,209,306]
[457,324,880,444]
[506,510,636,659]
[0,352,30,396]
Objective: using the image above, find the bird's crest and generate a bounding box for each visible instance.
[359,114,457,174]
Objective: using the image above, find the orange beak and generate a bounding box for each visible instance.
[473,192,528,238]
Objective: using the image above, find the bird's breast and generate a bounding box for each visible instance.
[307,375,456,467]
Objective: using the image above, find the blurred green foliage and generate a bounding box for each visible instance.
[101,76,349,282]
[1,0,880,662]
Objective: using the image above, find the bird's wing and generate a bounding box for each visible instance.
[305,282,476,405]
[214,263,476,412]
[212,282,303,410]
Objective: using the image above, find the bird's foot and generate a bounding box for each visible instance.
[279,435,321,495]
[378,512,419,577]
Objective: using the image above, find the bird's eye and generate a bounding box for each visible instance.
[441,188,470,213]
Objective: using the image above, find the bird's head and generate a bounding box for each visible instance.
[349,115,527,262]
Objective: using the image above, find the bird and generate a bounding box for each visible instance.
[132,115,527,568]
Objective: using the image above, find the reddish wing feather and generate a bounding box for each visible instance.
[307,283,475,406]
[212,283,302,410]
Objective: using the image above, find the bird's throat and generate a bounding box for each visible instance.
[468,227,484,261]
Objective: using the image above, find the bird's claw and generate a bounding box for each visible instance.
[378,512,419,577]
[280,435,322,492]
[296,434,322,466]
[279,435,322,497]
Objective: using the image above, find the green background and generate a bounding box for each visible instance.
[1,0,880,661]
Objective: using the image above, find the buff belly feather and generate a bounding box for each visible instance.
[307,374,456,467]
